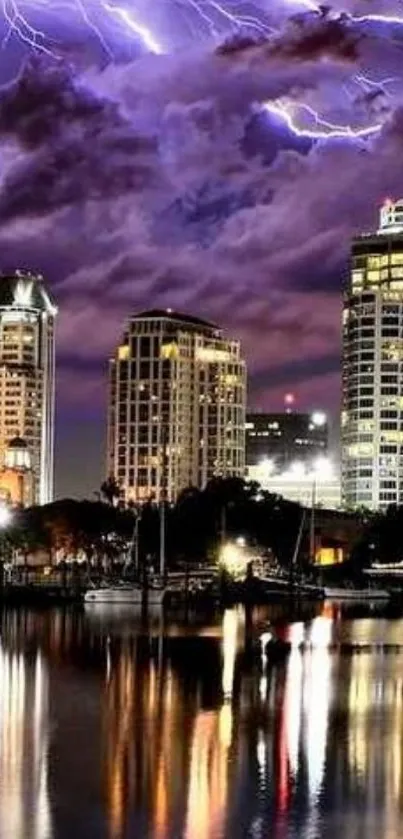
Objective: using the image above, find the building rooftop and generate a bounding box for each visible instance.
[0,272,56,314]
[8,437,28,449]
[132,309,218,330]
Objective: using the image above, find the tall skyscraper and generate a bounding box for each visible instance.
[342,199,403,510]
[108,309,246,502]
[0,272,57,505]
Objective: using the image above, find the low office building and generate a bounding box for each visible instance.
[247,460,341,510]
[246,411,328,472]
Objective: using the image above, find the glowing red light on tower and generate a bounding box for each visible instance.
[284,393,295,407]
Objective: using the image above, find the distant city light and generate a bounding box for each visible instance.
[259,457,275,474]
[311,411,327,427]
[289,461,306,479]
[0,506,11,528]
[313,456,333,478]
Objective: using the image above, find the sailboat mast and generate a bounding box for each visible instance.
[159,498,165,578]
[159,427,167,579]
[291,509,306,567]
[309,477,316,562]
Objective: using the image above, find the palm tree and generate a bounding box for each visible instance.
[100,476,121,507]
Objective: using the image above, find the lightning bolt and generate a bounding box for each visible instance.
[199,0,273,37]
[0,0,164,56]
[264,99,382,139]
[1,0,402,143]
[0,0,273,56]
[99,1,163,53]
[1,0,54,55]
[354,73,397,96]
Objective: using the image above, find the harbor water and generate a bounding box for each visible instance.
[0,602,402,839]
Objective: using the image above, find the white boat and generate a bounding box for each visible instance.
[147,585,166,606]
[324,586,390,601]
[84,582,166,606]
[84,583,143,604]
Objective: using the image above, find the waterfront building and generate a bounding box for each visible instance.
[107,309,246,502]
[0,272,57,504]
[0,437,34,507]
[246,410,328,472]
[247,458,341,510]
[342,198,403,510]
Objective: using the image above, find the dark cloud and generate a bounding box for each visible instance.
[0,59,107,148]
[0,60,160,220]
[270,12,363,61]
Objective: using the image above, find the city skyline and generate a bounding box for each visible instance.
[1,3,403,496]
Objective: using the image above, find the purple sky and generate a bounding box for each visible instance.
[0,1,402,496]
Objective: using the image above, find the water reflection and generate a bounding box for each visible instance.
[2,605,403,837]
[0,642,51,839]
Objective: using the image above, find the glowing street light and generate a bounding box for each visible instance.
[219,542,248,579]
[311,411,327,427]
[0,506,11,528]
[259,457,275,474]
[289,461,306,479]
[313,456,333,479]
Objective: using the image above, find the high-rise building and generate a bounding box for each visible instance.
[108,309,246,502]
[0,272,57,505]
[245,411,328,471]
[342,198,403,510]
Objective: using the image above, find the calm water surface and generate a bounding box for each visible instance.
[1,602,403,839]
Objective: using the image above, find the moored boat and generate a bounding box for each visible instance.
[84,582,143,604]
[84,581,166,606]
[324,586,390,601]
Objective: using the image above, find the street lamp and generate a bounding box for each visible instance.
[311,411,327,427]
[0,506,11,528]
[0,506,11,579]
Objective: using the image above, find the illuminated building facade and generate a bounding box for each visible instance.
[245,411,328,471]
[342,199,403,510]
[0,273,57,505]
[247,461,341,510]
[0,437,34,507]
[108,309,246,502]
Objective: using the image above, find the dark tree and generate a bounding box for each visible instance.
[100,476,121,507]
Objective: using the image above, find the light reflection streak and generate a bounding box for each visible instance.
[303,645,332,802]
[284,648,303,778]
[104,644,136,839]
[185,710,231,839]
[347,649,403,821]
[0,644,51,839]
[278,615,333,819]
[221,607,243,699]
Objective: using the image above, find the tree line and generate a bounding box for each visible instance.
[1,478,303,568]
[1,476,399,571]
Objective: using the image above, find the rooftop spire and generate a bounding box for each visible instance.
[378,198,403,234]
